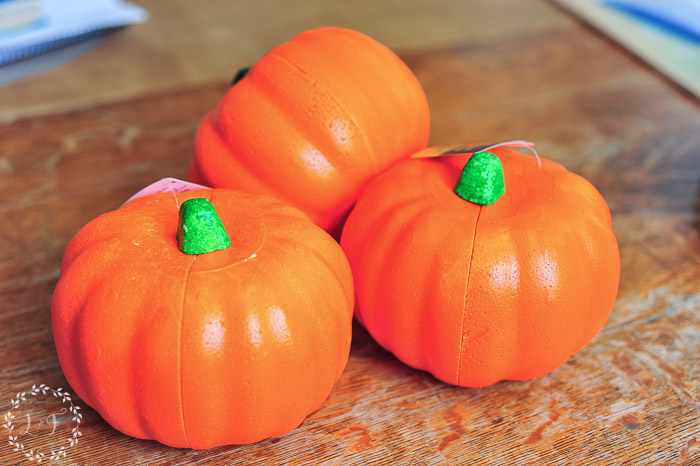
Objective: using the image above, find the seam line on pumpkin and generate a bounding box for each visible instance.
[175,188,214,448]
[455,205,482,384]
[177,256,196,447]
[270,52,380,173]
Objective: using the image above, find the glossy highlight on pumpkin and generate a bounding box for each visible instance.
[189,27,430,237]
[52,189,354,448]
[340,147,621,387]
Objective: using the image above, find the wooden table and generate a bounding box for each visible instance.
[1,0,699,464]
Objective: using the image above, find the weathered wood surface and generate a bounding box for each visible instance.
[1,1,700,465]
[0,0,563,122]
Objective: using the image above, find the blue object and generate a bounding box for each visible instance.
[0,0,148,66]
[605,0,700,44]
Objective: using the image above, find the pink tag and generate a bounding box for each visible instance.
[122,178,211,207]
[412,140,541,167]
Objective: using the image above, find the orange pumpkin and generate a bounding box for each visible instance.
[52,189,354,448]
[189,27,430,237]
[340,147,620,387]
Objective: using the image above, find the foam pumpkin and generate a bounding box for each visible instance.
[52,189,354,448]
[340,147,620,387]
[189,27,430,237]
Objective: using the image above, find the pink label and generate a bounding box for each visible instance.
[122,178,211,207]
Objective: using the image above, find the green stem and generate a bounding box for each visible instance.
[453,151,505,205]
[177,198,231,255]
[231,67,250,86]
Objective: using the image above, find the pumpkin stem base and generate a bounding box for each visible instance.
[454,151,505,206]
[178,198,231,255]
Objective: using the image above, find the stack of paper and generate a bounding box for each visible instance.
[0,0,148,66]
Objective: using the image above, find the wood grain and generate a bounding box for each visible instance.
[0,0,564,122]
[1,1,700,464]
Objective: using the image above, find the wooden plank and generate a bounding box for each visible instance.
[0,0,564,121]
[1,2,699,464]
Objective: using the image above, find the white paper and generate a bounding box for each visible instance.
[0,0,148,66]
